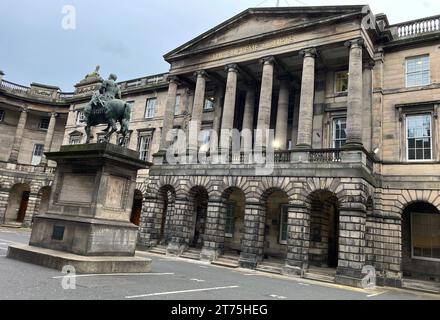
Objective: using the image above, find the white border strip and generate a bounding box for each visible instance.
[126,285,239,299]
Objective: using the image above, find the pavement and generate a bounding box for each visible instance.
[0,227,439,300]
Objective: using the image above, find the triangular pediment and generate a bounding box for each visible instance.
[165,6,366,60]
[69,130,83,136]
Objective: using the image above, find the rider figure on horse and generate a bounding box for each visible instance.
[82,72,131,146]
[88,73,122,116]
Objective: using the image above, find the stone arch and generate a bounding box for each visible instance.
[220,176,252,200]
[4,183,31,224]
[396,190,440,215]
[302,177,344,206]
[256,177,296,203]
[305,189,341,269]
[185,176,216,198]
[187,185,210,248]
[136,181,148,197]
[220,186,247,254]
[144,176,180,199]
[401,201,440,281]
[262,188,290,260]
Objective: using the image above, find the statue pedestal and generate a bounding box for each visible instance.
[7,143,152,273]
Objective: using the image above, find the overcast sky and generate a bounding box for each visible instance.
[0,0,438,91]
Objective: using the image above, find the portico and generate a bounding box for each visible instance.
[143,6,381,288]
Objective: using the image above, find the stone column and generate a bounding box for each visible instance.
[275,78,290,150]
[189,71,208,151]
[159,76,179,151]
[9,106,28,163]
[335,203,367,288]
[201,198,226,261]
[284,204,310,276]
[239,202,265,269]
[362,61,374,152]
[242,85,256,131]
[256,57,275,149]
[40,112,57,166]
[220,64,239,150]
[345,39,364,147]
[296,48,316,148]
[212,86,225,137]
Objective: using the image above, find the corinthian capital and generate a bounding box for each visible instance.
[260,56,275,65]
[194,70,209,79]
[299,48,317,58]
[166,75,180,84]
[345,38,365,49]
[225,64,239,73]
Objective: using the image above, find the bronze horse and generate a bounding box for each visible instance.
[83,98,132,146]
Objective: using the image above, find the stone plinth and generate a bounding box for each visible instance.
[8,143,152,273]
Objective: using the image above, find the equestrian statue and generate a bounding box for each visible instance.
[82,73,132,146]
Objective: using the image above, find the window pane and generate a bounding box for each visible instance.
[145,99,157,118]
[407,56,430,87]
[413,212,440,260]
[407,115,432,161]
[333,118,347,148]
[138,134,153,161]
[335,71,349,93]
[175,95,181,115]
[31,144,44,165]
[40,118,50,130]
[0,110,5,121]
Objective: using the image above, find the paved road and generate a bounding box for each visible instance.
[0,227,438,301]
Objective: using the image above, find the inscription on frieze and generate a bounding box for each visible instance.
[207,34,295,61]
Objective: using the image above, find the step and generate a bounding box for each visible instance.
[148,247,167,255]
[256,264,283,275]
[212,258,239,268]
[1,223,23,229]
[181,252,201,261]
[303,272,336,284]
[402,279,440,294]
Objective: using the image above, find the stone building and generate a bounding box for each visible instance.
[0,79,70,227]
[1,5,440,289]
[137,6,440,289]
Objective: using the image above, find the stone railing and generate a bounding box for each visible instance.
[0,73,168,103]
[0,161,56,174]
[0,80,70,103]
[118,73,168,92]
[309,149,341,163]
[0,80,30,95]
[155,147,375,172]
[393,15,440,38]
